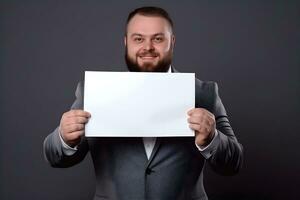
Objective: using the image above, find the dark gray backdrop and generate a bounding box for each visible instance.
[1,1,299,200]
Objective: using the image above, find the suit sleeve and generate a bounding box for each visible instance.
[206,82,243,175]
[43,82,89,168]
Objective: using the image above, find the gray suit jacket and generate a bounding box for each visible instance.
[43,68,243,200]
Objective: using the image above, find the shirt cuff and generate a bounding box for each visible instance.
[195,129,220,159]
[58,128,78,156]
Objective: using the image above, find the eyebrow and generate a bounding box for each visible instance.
[130,33,143,38]
[130,33,165,38]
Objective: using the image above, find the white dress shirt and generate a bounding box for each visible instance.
[59,66,220,159]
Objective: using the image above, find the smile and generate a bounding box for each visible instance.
[139,56,157,59]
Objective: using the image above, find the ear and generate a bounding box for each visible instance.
[171,34,176,49]
[124,36,127,47]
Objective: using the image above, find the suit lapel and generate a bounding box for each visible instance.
[146,138,162,166]
[171,67,179,73]
[135,138,149,164]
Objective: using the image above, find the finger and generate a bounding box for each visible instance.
[188,113,213,123]
[64,124,85,133]
[65,116,89,125]
[187,116,203,124]
[188,108,205,115]
[188,114,215,129]
[190,120,213,132]
[69,110,91,118]
[188,108,206,117]
[67,130,85,141]
[188,111,215,124]
[65,110,91,118]
[189,123,201,131]
[187,108,195,115]
[189,108,214,116]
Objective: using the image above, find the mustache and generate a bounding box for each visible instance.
[137,51,159,57]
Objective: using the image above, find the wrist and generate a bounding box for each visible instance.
[196,129,216,148]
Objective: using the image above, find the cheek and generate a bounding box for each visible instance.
[128,45,142,56]
[127,43,141,55]
[127,48,136,57]
[158,41,172,54]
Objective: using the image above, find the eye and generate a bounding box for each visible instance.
[133,37,144,43]
[153,36,164,43]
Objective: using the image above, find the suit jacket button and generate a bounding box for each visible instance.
[146,168,153,175]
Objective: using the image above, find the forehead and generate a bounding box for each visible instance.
[127,14,172,36]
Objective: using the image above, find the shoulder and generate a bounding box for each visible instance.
[74,81,84,98]
[195,78,217,93]
[70,81,84,110]
[195,78,219,110]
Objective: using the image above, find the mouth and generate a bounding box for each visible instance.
[140,56,157,59]
[138,54,158,60]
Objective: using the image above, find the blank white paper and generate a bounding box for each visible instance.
[84,71,195,137]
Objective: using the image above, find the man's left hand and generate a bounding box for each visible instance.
[187,108,216,147]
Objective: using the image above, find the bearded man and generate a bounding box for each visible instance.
[44,6,243,200]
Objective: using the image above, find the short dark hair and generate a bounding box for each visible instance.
[126,6,174,34]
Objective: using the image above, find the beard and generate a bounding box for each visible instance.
[125,47,173,72]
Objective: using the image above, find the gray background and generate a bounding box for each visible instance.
[0,0,299,199]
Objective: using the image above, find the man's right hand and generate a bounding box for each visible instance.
[59,109,91,147]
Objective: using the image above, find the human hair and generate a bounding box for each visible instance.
[125,6,174,34]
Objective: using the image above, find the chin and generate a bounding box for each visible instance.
[126,53,171,73]
[139,64,157,72]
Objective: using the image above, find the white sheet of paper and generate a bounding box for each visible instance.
[84,71,195,137]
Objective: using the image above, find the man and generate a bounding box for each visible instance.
[44,6,243,200]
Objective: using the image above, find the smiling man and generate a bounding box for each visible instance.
[125,12,174,72]
[44,6,243,200]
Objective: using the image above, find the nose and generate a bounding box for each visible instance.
[143,39,154,51]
